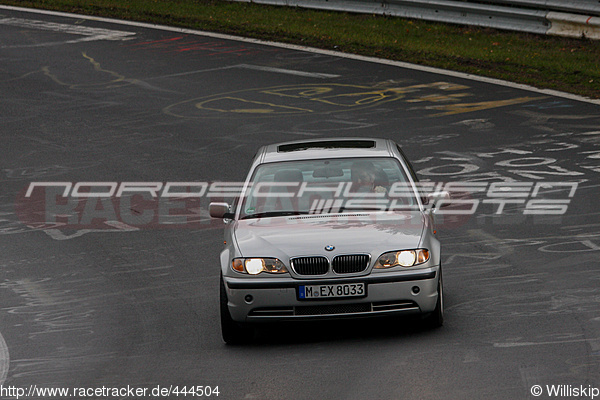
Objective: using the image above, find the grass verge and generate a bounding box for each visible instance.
[2,0,600,99]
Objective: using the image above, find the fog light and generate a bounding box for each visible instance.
[244,295,254,304]
[412,286,420,295]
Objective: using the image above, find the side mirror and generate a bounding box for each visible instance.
[426,191,451,208]
[209,202,234,219]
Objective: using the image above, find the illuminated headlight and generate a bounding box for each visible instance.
[232,258,289,275]
[375,249,430,269]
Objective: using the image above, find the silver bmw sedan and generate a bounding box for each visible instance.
[210,138,445,344]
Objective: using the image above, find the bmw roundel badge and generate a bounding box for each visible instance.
[325,245,335,251]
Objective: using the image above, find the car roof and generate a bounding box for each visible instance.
[255,137,397,164]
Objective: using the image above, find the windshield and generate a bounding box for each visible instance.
[238,157,420,219]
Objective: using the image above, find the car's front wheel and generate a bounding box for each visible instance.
[220,277,254,344]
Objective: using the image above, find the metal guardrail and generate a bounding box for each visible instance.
[475,1,600,17]
[234,0,600,39]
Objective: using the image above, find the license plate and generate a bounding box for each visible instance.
[298,283,366,300]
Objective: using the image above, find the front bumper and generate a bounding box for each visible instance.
[223,267,440,322]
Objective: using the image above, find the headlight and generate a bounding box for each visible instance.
[374,249,430,269]
[232,258,289,275]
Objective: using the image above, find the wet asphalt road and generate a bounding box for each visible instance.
[1,6,599,400]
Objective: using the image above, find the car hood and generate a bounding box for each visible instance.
[233,212,425,261]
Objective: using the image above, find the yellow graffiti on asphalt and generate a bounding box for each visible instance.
[406,93,472,103]
[262,82,472,107]
[263,86,401,107]
[15,54,550,118]
[82,52,127,84]
[427,96,547,116]
[166,81,546,118]
[196,96,313,114]
[166,81,498,118]
[42,52,132,89]
[192,83,413,114]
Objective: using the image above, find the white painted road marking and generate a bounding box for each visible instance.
[0,17,135,48]
[236,64,340,78]
[494,337,600,348]
[150,64,340,80]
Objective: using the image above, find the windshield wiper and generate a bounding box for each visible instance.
[241,211,309,219]
[336,206,387,213]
